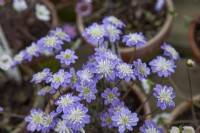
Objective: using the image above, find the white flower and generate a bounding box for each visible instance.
[0,54,14,71]
[13,0,27,12]
[35,4,51,21]
[182,126,195,133]
[55,120,72,133]
[186,59,195,67]
[170,126,180,133]
[26,42,39,56]
[14,51,24,64]
[141,79,151,94]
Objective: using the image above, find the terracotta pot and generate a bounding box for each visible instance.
[77,0,174,62]
[164,95,200,132]
[188,14,200,63]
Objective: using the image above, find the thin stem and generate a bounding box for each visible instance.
[0,112,25,119]
[168,76,188,100]
[139,107,160,119]
[121,82,134,100]
[187,67,198,125]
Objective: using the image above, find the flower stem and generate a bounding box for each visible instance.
[187,67,198,125]
[128,46,136,64]
[139,107,160,119]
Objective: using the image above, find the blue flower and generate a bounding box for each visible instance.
[149,56,176,77]
[13,50,26,64]
[76,1,92,17]
[116,62,136,81]
[50,27,71,42]
[92,56,116,81]
[76,82,98,103]
[153,84,175,110]
[140,120,163,133]
[46,69,71,89]
[133,59,150,80]
[122,32,146,47]
[100,112,114,128]
[62,103,90,131]
[112,107,139,133]
[76,66,94,84]
[108,101,125,114]
[55,93,81,113]
[101,87,120,105]
[155,0,165,12]
[37,86,56,95]
[55,49,78,66]
[25,109,44,132]
[41,111,57,133]
[161,43,180,60]
[25,42,40,61]
[102,16,125,28]
[37,35,63,52]
[104,24,122,42]
[0,106,4,112]
[82,23,106,45]
[31,68,51,84]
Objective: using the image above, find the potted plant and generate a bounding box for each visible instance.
[76,0,174,62]
[188,14,200,63]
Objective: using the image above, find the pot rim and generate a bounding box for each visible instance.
[76,0,174,53]
[188,13,200,63]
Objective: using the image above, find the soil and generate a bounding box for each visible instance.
[194,20,200,49]
[171,101,200,131]
[83,0,167,46]
[0,0,51,54]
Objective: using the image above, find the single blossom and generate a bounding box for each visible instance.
[31,68,51,84]
[37,86,56,95]
[41,111,57,133]
[169,126,180,133]
[62,103,90,131]
[122,32,147,47]
[55,49,78,66]
[149,56,176,77]
[103,16,125,28]
[153,84,175,110]
[55,93,81,113]
[0,54,14,70]
[13,0,27,12]
[161,43,179,60]
[54,119,73,133]
[62,24,78,39]
[104,24,122,42]
[101,87,120,105]
[51,27,71,42]
[139,120,163,133]
[100,112,114,128]
[133,59,150,80]
[25,42,40,61]
[35,3,51,21]
[25,109,44,132]
[182,126,195,133]
[13,50,25,64]
[75,1,92,17]
[82,23,106,45]
[112,107,139,133]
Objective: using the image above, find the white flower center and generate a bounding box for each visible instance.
[31,112,43,125]
[98,59,114,75]
[166,46,179,59]
[45,36,57,47]
[138,65,146,75]
[129,34,142,42]
[56,31,66,39]
[14,52,24,62]
[146,128,159,133]
[59,96,74,107]
[41,86,52,92]
[63,53,71,60]
[120,115,129,125]
[156,59,171,71]
[52,74,64,83]
[89,26,105,38]
[27,44,38,55]
[36,72,47,80]
[81,69,92,81]
[68,107,84,123]
[105,26,119,37]
[82,87,91,97]
[118,64,132,76]
[43,116,52,127]
[108,17,122,25]
[55,120,72,133]
[158,89,172,104]
[107,92,116,102]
